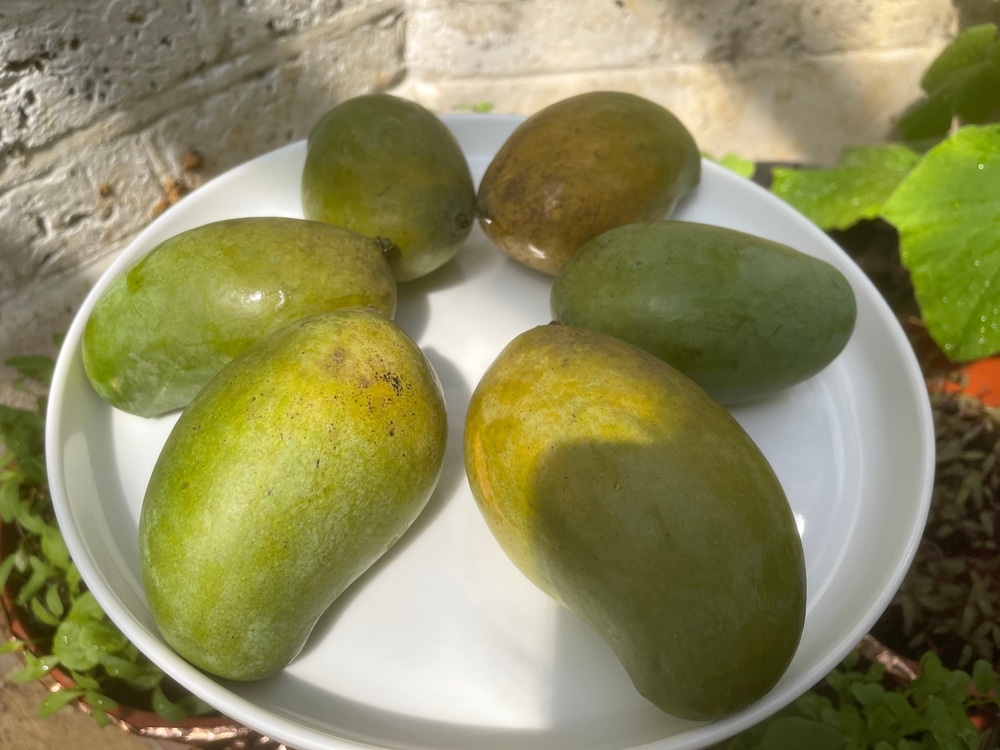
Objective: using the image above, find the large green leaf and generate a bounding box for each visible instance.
[897,23,1000,140]
[770,144,920,230]
[710,152,756,179]
[882,124,1000,362]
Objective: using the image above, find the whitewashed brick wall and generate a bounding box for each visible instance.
[1,0,996,404]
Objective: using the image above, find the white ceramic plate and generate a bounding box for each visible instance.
[47,114,935,750]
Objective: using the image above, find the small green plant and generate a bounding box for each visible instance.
[0,349,214,726]
[453,101,495,113]
[767,23,1000,364]
[873,388,1000,671]
[716,650,999,750]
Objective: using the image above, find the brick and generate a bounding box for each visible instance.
[0,1,224,155]
[635,0,806,63]
[140,3,406,183]
[216,0,379,56]
[406,0,660,76]
[0,270,97,410]
[0,133,161,295]
[0,0,392,170]
[399,44,945,164]
[0,0,405,367]
[799,0,957,54]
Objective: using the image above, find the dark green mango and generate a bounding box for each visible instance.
[464,323,805,720]
[301,94,476,281]
[551,221,858,404]
[82,216,396,417]
[476,91,701,275]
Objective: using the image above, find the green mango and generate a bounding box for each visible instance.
[301,94,477,282]
[476,91,701,276]
[82,216,396,418]
[139,307,448,681]
[464,324,805,721]
[551,221,858,405]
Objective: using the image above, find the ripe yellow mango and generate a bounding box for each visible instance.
[464,324,806,720]
[139,308,447,681]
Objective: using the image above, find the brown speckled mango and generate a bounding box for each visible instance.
[139,308,447,681]
[476,91,701,275]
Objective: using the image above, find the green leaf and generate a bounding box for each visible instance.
[0,405,46,483]
[877,690,919,734]
[0,637,24,655]
[14,502,50,535]
[52,616,129,672]
[5,355,55,390]
[17,555,54,605]
[38,687,85,718]
[882,123,1000,361]
[770,144,921,230]
[68,670,102,691]
[30,594,62,627]
[897,23,1000,140]
[971,659,996,696]
[714,153,757,179]
[44,583,65,618]
[759,716,847,750]
[0,550,18,591]
[0,474,22,522]
[99,652,163,691]
[83,690,117,714]
[65,590,106,623]
[89,706,113,728]
[12,651,60,683]
[177,692,216,717]
[151,685,190,722]
[40,525,71,572]
[849,680,886,707]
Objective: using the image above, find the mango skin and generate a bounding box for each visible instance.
[138,308,448,681]
[476,91,701,276]
[301,94,477,281]
[82,216,396,418]
[464,324,806,721]
[551,221,858,405]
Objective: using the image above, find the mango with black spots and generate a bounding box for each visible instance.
[463,323,806,721]
[139,307,448,681]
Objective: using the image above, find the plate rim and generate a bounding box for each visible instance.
[44,112,936,750]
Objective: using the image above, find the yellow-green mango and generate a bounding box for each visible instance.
[476,91,701,275]
[82,216,396,418]
[551,221,858,405]
[139,307,448,681]
[464,324,805,721]
[301,94,476,281]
